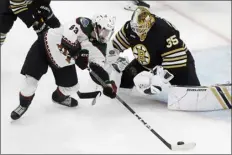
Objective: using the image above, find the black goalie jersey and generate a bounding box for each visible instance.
[112,15,200,86]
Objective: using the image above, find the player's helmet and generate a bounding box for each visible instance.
[92,14,116,43]
[130,6,155,40]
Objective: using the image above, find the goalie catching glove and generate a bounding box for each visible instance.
[133,66,174,95]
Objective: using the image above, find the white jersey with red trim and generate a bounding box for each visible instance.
[44,17,106,68]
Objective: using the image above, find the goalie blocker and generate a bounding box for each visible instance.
[168,83,232,111]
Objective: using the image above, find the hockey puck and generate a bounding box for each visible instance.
[177,141,185,145]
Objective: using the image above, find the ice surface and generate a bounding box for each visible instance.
[1,1,231,154]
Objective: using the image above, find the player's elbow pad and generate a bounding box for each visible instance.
[89,62,110,86]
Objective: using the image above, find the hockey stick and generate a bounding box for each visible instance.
[89,70,196,151]
[77,90,101,105]
[77,91,101,99]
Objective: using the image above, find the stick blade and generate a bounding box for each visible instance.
[171,142,196,151]
[91,92,102,106]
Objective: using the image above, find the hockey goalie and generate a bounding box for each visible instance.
[106,7,231,112]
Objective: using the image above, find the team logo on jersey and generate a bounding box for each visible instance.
[81,18,89,27]
[132,44,150,65]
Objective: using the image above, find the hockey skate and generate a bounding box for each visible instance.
[11,93,34,120]
[52,89,78,107]
[11,105,29,120]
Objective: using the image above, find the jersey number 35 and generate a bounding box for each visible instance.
[166,35,179,48]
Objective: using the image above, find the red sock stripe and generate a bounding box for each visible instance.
[57,87,65,97]
[20,92,34,100]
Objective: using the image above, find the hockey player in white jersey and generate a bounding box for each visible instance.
[11,14,118,120]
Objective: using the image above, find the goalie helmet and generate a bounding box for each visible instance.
[92,14,116,43]
[130,6,155,41]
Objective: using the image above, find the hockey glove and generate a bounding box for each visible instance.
[133,66,174,95]
[112,56,129,73]
[75,49,89,70]
[150,66,174,94]
[103,80,117,99]
[37,5,61,28]
[32,18,48,35]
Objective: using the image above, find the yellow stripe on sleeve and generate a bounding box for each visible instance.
[161,47,186,57]
[163,64,186,69]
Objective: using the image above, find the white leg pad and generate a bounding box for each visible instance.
[20,75,39,97]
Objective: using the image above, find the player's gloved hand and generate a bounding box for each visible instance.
[133,66,174,95]
[32,18,48,35]
[103,80,117,99]
[37,5,60,28]
[112,56,129,73]
[38,5,53,21]
[151,66,174,84]
[75,49,89,70]
[150,66,174,94]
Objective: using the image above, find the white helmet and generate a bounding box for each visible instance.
[92,14,116,43]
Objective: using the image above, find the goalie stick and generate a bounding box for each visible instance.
[89,69,196,151]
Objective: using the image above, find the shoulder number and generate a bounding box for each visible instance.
[69,25,79,34]
[166,35,179,48]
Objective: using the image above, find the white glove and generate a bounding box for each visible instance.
[150,66,174,94]
[133,71,153,95]
[133,66,174,95]
[112,56,129,73]
[151,66,174,84]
